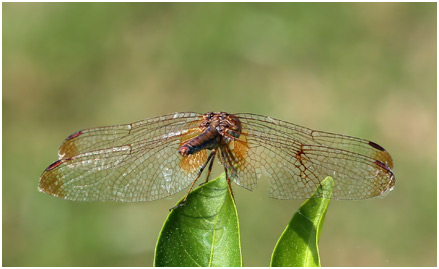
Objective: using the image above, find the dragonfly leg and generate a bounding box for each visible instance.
[219,148,235,199]
[170,150,217,211]
[202,149,216,184]
[224,167,234,198]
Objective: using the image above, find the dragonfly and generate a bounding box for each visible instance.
[39,112,395,206]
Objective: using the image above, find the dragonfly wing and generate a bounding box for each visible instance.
[229,114,395,200]
[235,113,393,169]
[58,112,203,159]
[40,137,207,202]
[40,113,208,202]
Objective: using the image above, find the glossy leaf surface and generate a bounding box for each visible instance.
[154,173,242,267]
[271,177,334,267]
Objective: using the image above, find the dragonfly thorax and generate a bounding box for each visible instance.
[178,112,242,157]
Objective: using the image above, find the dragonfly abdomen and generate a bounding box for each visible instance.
[178,126,221,156]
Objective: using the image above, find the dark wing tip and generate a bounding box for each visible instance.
[368,141,386,151]
[45,160,63,171]
[66,131,83,141]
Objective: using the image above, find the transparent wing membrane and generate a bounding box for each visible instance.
[40,112,395,202]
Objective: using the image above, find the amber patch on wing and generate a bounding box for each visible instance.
[59,136,80,158]
[231,134,249,167]
[180,150,207,173]
[39,167,66,198]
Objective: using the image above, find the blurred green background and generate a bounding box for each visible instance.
[3,3,436,266]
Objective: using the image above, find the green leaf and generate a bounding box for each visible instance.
[154,173,242,267]
[270,177,334,267]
